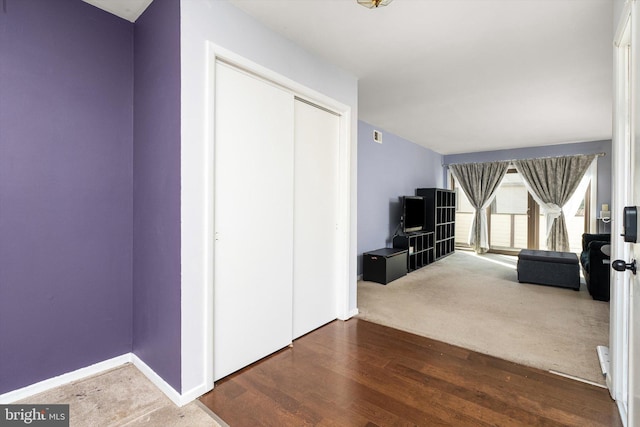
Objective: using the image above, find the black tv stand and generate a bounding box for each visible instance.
[392,231,434,271]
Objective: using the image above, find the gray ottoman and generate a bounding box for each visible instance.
[517,249,580,290]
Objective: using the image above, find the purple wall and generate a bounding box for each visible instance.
[442,140,612,214]
[0,0,133,393]
[357,121,443,274]
[133,0,182,391]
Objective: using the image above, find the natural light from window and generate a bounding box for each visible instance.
[490,172,528,250]
[455,172,587,255]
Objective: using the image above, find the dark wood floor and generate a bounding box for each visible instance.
[200,319,622,426]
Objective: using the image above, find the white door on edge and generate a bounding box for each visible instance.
[622,80,640,426]
[292,99,340,339]
[628,142,640,427]
[629,37,640,427]
[214,61,294,381]
[616,9,640,425]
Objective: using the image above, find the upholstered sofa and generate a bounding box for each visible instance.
[580,233,611,301]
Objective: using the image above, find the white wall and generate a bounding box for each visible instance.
[179,0,359,397]
[614,0,627,28]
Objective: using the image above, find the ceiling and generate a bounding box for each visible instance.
[87,0,613,155]
[82,0,153,22]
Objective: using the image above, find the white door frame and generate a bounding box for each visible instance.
[612,1,633,422]
[183,42,353,395]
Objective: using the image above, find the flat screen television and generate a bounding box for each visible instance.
[402,196,426,233]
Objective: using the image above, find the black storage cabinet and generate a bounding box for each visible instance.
[363,248,408,285]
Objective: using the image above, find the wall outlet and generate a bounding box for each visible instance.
[373,130,382,144]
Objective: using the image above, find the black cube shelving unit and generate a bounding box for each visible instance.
[416,188,456,260]
[392,231,434,272]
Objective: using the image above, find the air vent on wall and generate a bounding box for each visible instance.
[373,130,382,144]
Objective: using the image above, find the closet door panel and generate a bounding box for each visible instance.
[293,100,340,339]
[214,62,294,380]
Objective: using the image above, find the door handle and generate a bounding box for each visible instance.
[612,259,637,275]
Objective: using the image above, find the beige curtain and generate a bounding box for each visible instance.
[449,161,509,254]
[513,154,597,252]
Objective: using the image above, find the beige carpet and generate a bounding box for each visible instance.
[17,364,224,427]
[357,250,610,385]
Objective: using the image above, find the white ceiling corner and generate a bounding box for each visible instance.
[82,0,154,23]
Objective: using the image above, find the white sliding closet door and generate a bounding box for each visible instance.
[214,62,294,380]
[293,99,340,339]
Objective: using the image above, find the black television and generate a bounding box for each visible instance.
[402,196,426,233]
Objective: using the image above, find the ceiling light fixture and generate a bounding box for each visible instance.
[357,0,393,9]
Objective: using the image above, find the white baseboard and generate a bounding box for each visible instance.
[0,354,131,404]
[131,353,211,406]
[346,308,359,319]
[179,383,211,407]
[0,353,203,408]
[130,354,183,406]
[130,354,209,407]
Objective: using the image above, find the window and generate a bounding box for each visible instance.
[488,171,529,251]
[452,165,592,255]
